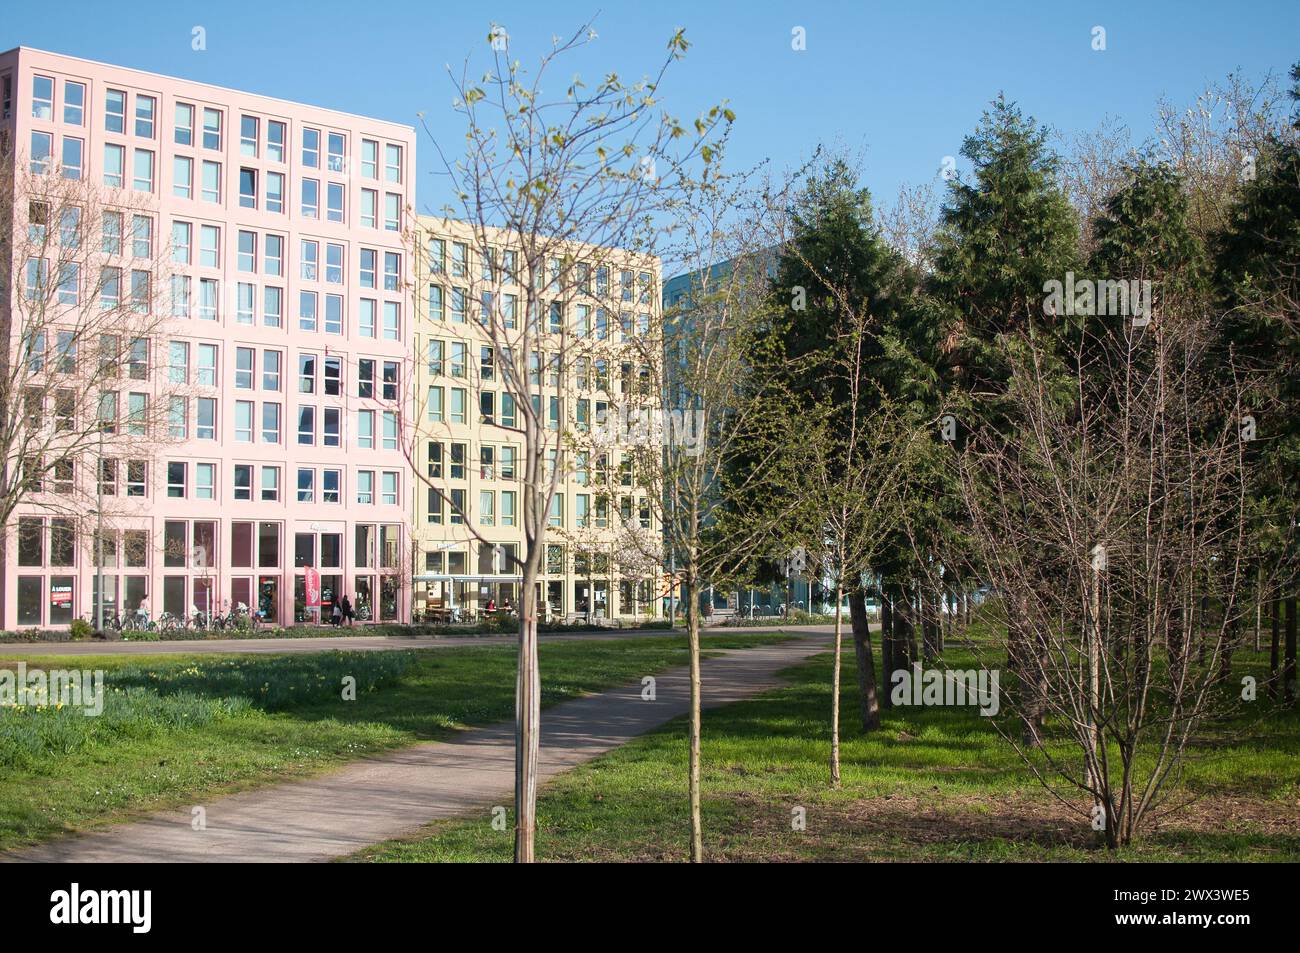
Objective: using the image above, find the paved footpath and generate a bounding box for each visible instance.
[0,624,834,657]
[7,635,827,863]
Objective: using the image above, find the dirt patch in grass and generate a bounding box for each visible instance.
[698,790,1300,862]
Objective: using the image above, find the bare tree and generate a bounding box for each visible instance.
[411,21,730,862]
[951,309,1257,847]
[2,151,185,610]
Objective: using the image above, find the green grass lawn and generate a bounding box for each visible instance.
[0,634,784,852]
[353,642,1300,863]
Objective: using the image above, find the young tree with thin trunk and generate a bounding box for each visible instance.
[414,21,730,862]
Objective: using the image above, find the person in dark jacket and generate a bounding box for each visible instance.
[340,594,354,626]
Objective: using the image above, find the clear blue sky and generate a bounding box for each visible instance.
[4,0,1296,212]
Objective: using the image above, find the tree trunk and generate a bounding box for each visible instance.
[880,586,894,708]
[1286,597,1297,707]
[830,582,843,787]
[848,588,879,730]
[686,568,703,862]
[514,576,540,862]
[1269,597,1281,700]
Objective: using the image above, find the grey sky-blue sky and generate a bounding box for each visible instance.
[4,0,1296,213]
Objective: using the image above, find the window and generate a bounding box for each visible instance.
[132,149,154,192]
[324,357,342,396]
[167,461,187,498]
[302,128,319,167]
[299,354,316,393]
[261,467,279,502]
[297,468,315,503]
[172,221,192,264]
[326,182,344,222]
[426,339,444,375]
[132,215,153,257]
[169,341,189,384]
[324,407,341,447]
[427,284,444,321]
[357,470,374,504]
[480,391,496,424]
[266,171,284,213]
[196,462,216,500]
[427,238,445,274]
[200,224,220,267]
[501,393,516,428]
[384,252,400,290]
[384,193,400,231]
[325,243,344,284]
[549,494,564,527]
[427,441,443,478]
[450,489,466,524]
[103,143,125,186]
[451,242,467,277]
[357,410,374,449]
[127,460,147,497]
[234,400,254,442]
[265,234,284,276]
[302,179,319,217]
[450,443,466,480]
[202,108,222,150]
[173,155,193,198]
[480,445,496,480]
[32,75,54,119]
[359,299,376,338]
[382,472,398,506]
[102,211,123,255]
[237,230,256,272]
[382,411,397,450]
[300,240,318,280]
[501,446,517,480]
[502,490,517,527]
[262,350,281,390]
[361,189,377,228]
[382,362,399,400]
[450,388,466,425]
[359,248,376,288]
[62,137,83,179]
[266,119,284,160]
[196,276,217,317]
[197,344,217,386]
[299,291,317,332]
[480,346,495,381]
[240,115,258,156]
[169,396,188,438]
[322,469,341,504]
[175,103,194,145]
[426,488,443,525]
[233,464,252,500]
[235,347,255,389]
[385,143,403,182]
[297,406,315,445]
[105,89,126,133]
[264,286,283,327]
[361,139,378,178]
[128,338,149,380]
[261,402,281,443]
[135,95,156,138]
[201,160,221,202]
[239,167,257,208]
[383,302,400,341]
[358,359,375,399]
[479,490,495,526]
[237,282,255,324]
[450,287,466,323]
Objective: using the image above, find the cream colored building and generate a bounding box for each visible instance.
[411,217,663,623]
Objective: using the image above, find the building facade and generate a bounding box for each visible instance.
[412,217,664,623]
[0,48,415,629]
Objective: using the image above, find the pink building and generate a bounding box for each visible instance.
[0,48,415,628]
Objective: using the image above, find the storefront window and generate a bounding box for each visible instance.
[49,576,74,625]
[17,576,42,626]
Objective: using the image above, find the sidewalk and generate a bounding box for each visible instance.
[7,636,826,862]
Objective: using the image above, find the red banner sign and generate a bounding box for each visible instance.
[305,567,321,607]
